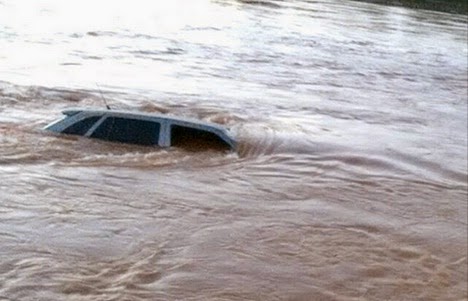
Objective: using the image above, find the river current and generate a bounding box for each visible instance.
[0,0,467,300]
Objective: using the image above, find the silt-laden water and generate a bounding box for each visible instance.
[0,0,467,300]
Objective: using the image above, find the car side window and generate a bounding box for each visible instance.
[63,116,101,135]
[91,117,160,146]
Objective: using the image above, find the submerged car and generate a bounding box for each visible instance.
[44,108,236,151]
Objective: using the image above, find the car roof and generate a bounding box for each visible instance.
[62,108,229,131]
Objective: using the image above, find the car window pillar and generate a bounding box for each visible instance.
[85,115,106,137]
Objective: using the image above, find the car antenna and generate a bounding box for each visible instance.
[96,83,111,110]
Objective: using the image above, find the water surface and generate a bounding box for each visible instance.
[0,0,467,300]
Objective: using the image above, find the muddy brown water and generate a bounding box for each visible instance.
[0,0,467,300]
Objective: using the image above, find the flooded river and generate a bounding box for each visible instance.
[0,0,467,300]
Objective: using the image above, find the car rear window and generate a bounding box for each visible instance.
[91,117,160,146]
[171,125,230,150]
[63,116,101,135]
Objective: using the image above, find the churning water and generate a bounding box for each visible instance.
[0,0,467,300]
